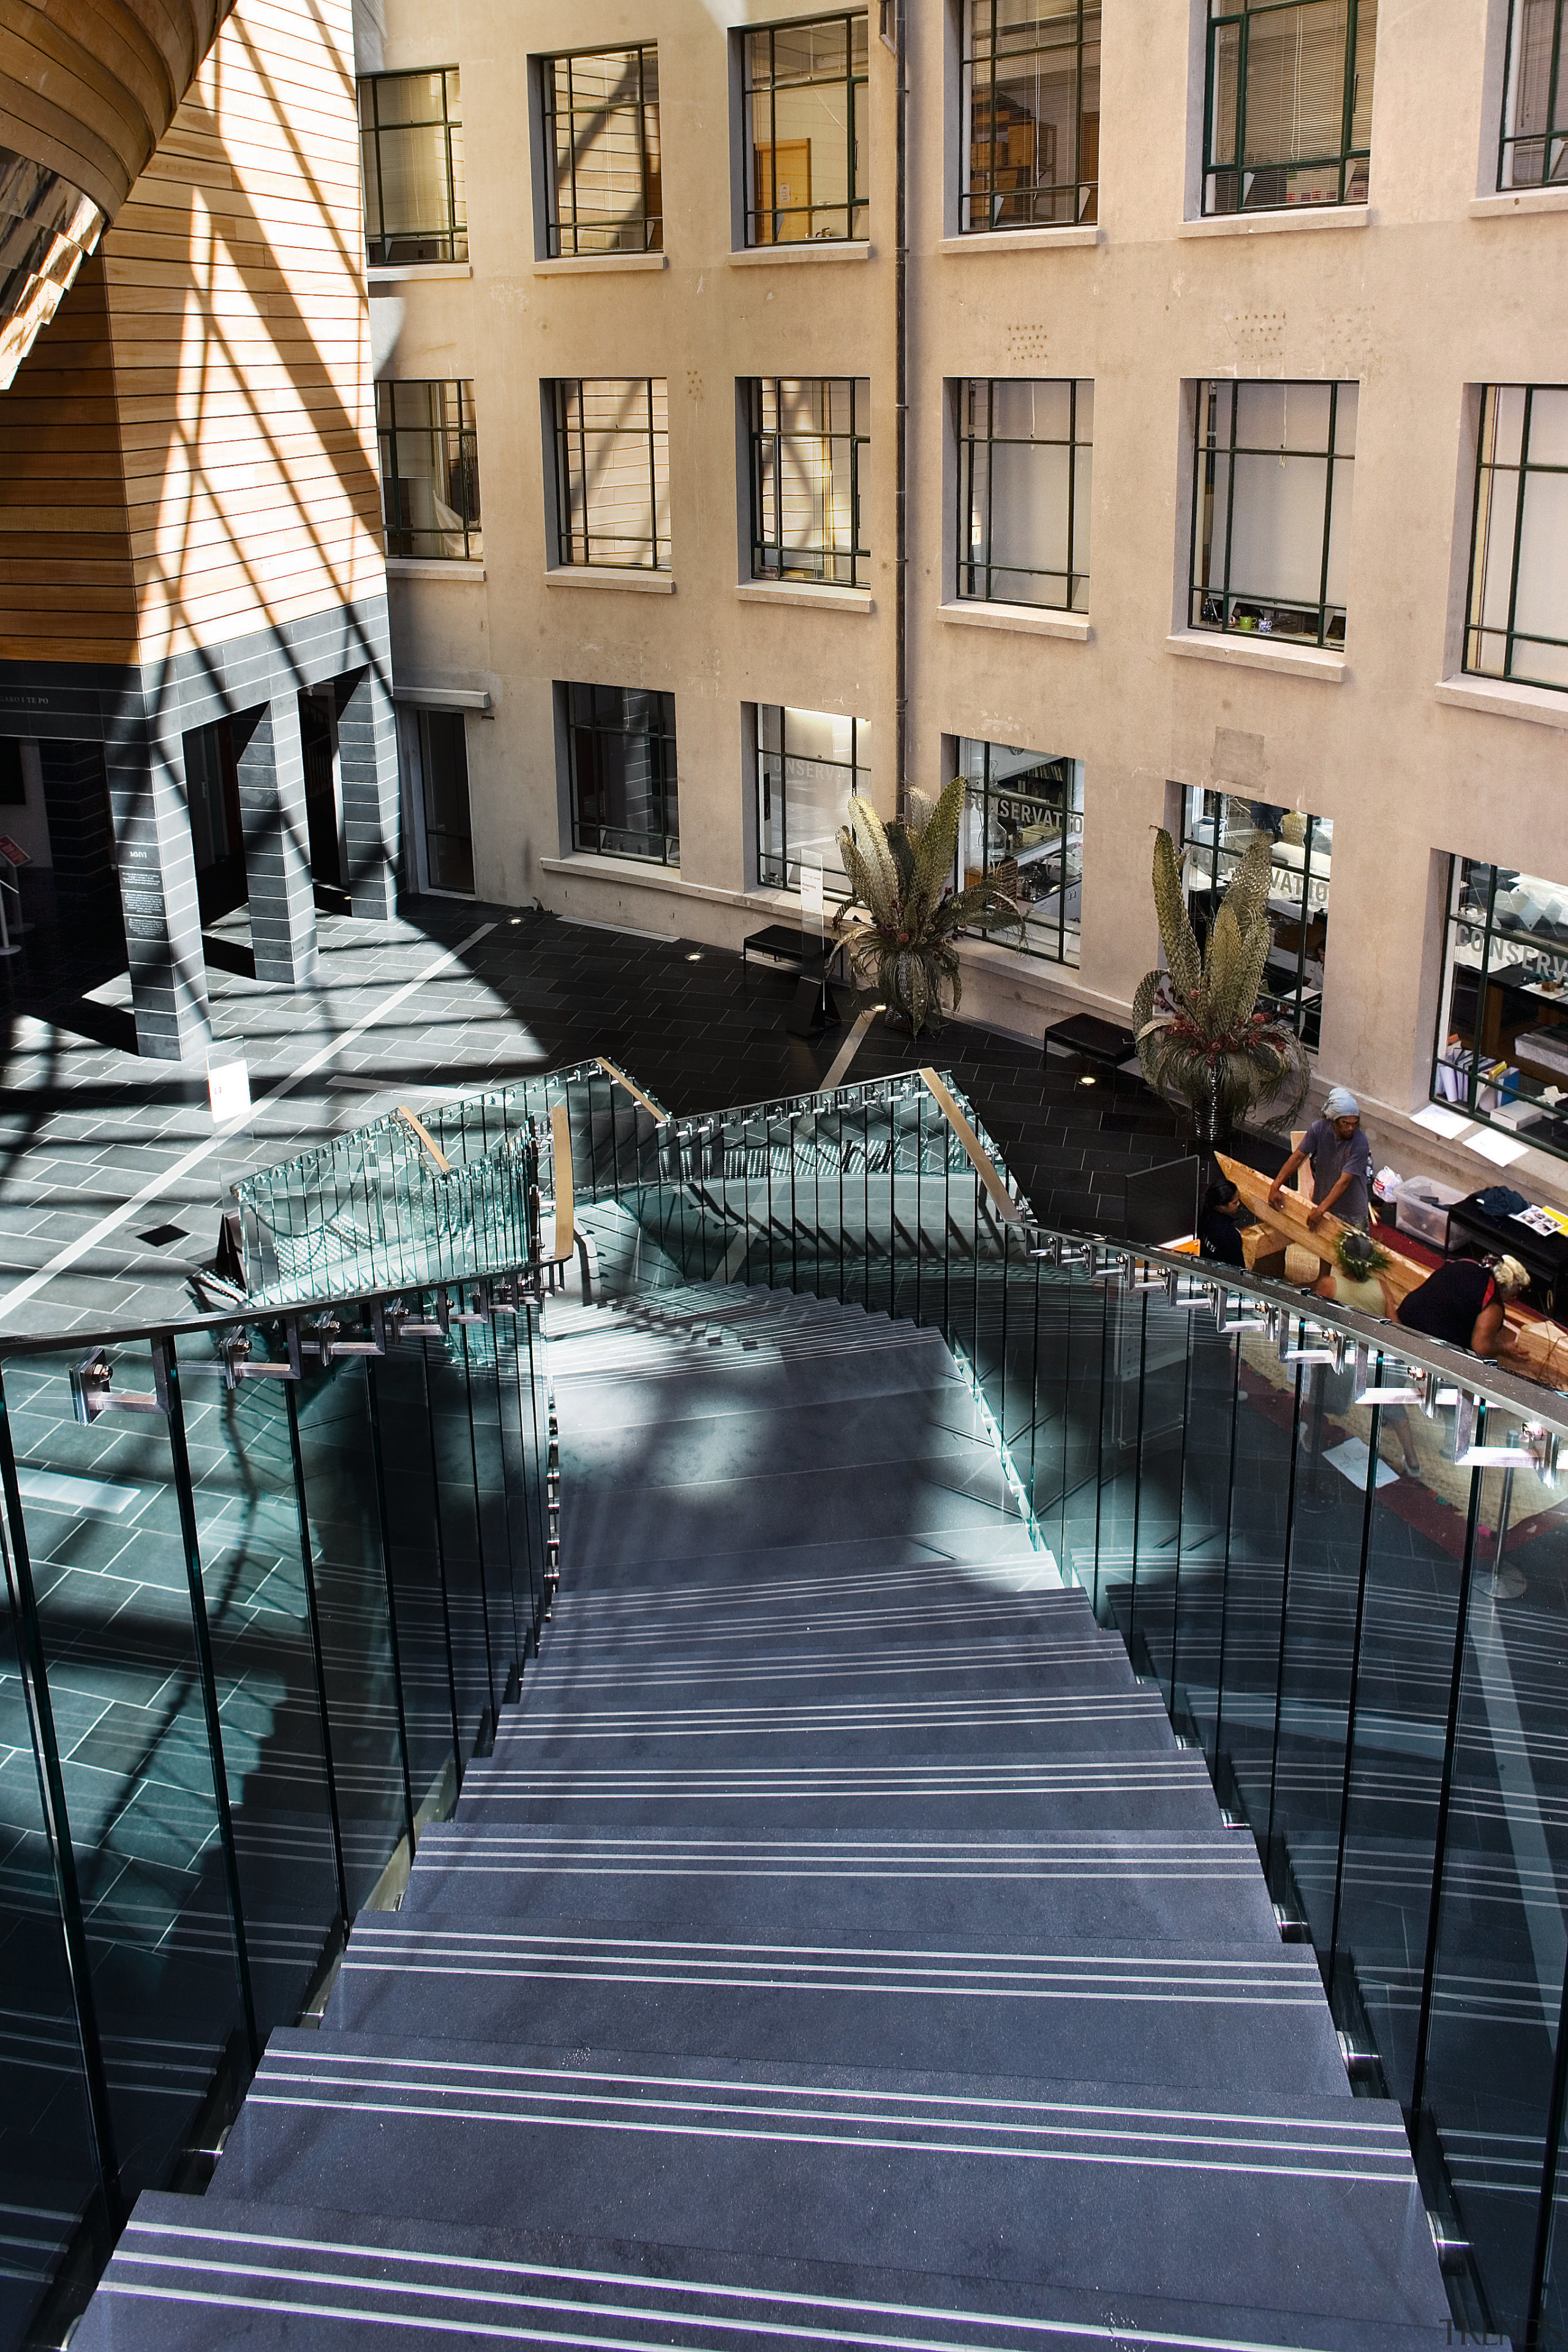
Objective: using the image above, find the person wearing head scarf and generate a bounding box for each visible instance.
[1396,1253,1528,1358]
[1268,1086,1374,1230]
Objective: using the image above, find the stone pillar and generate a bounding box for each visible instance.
[103,719,213,1063]
[232,693,317,987]
[336,665,401,919]
[36,738,118,903]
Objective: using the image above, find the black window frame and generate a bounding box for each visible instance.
[566,683,680,867]
[1498,0,1567,189]
[960,0,1101,233]
[956,740,1084,968]
[358,67,467,267]
[1182,790,1331,1050]
[1432,854,1568,1167]
[1202,0,1374,218]
[743,12,869,247]
[755,706,869,894]
[749,376,870,587]
[551,379,669,571]
[1189,377,1356,649]
[957,377,1091,611]
[540,43,663,258]
[1463,383,1568,696]
[376,379,482,564]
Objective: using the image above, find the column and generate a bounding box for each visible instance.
[335,665,401,919]
[232,694,318,987]
[102,717,213,1063]
[36,739,118,903]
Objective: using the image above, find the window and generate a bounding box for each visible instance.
[542,45,662,255]
[957,379,1091,610]
[960,1,1099,231]
[567,685,679,865]
[1204,0,1375,216]
[756,706,869,892]
[744,15,868,244]
[377,381,481,562]
[1499,0,1567,188]
[417,710,475,894]
[1190,379,1356,646]
[1464,385,1568,693]
[957,741,1083,965]
[551,380,669,571]
[1434,856,1568,1164]
[1182,792,1330,1049]
[750,377,869,586]
[359,70,467,266]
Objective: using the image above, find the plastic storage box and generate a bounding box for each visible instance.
[1395,1177,1467,1251]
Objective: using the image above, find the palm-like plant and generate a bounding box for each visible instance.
[1133,827,1311,1144]
[834,776,1022,1036]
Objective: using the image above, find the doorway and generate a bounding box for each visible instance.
[183,719,247,925]
[414,709,475,895]
[299,688,350,910]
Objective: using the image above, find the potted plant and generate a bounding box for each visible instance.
[834,776,1022,1038]
[1132,826,1311,1147]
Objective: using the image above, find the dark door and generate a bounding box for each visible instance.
[300,690,347,902]
[184,720,247,926]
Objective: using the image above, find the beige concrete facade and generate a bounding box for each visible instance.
[359,0,1568,1203]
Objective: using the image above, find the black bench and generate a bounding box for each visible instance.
[1042,1012,1138,1077]
[741,924,852,1036]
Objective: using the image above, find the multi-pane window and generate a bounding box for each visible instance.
[551,380,670,571]
[1433,856,1568,1164]
[1464,385,1568,693]
[358,70,467,266]
[960,1,1099,232]
[1499,0,1567,189]
[756,707,869,892]
[376,381,481,562]
[567,684,679,865]
[957,741,1084,966]
[1182,793,1332,1050]
[957,379,1091,610]
[1204,0,1376,216]
[543,47,662,256]
[750,378,869,586]
[1191,379,1356,646]
[744,15,868,245]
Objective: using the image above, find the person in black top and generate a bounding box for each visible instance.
[1395,1253,1528,1357]
[1197,1179,1247,1266]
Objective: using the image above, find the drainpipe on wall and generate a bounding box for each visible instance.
[881,0,908,818]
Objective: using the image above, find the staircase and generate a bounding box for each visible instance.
[72,1271,1451,2350]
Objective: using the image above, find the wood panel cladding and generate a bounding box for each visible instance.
[0,0,231,220]
[0,0,384,666]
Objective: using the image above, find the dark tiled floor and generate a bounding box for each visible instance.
[0,894,1192,1338]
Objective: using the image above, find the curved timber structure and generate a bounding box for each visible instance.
[0,0,233,384]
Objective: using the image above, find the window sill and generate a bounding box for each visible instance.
[1176,204,1369,239]
[368,262,472,284]
[545,567,676,594]
[386,557,486,582]
[729,241,873,266]
[532,252,668,275]
[736,581,874,614]
[1166,628,1346,682]
[939,226,1100,253]
[1469,187,1568,219]
[939,600,1090,643]
[1435,675,1568,730]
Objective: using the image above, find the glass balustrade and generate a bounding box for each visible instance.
[7,1060,1568,2348]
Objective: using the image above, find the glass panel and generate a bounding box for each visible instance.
[568,684,679,865]
[548,48,660,257]
[379,381,480,564]
[1209,1323,1301,1831]
[0,1344,247,2201]
[1499,0,1567,188]
[746,14,868,244]
[557,379,669,569]
[421,1327,498,1760]
[367,1351,459,1827]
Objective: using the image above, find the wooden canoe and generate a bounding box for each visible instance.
[1213,1152,1568,1393]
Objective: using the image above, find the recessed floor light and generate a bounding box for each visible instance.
[686,951,703,962]
[510,917,522,925]
[1078,1074,1096,1087]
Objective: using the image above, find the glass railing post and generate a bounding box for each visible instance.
[0,1371,124,2226]
[1526,1949,1568,2350]
[1263,1362,1306,1872]
[1206,1337,1245,1773]
[365,1355,421,1854]
[419,1340,466,1749]
[159,1337,260,2068]
[282,1375,352,1934]
[1323,1400,1385,1972]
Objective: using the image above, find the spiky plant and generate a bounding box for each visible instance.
[834,776,1022,1036]
[1133,827,1311,1144]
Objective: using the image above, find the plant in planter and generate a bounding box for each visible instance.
[834,775,1022,1037]
[1132,827,1311,1146]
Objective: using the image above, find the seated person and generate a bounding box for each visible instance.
[1396,1253,1527,1359]
[1197,1178,1247,1265]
